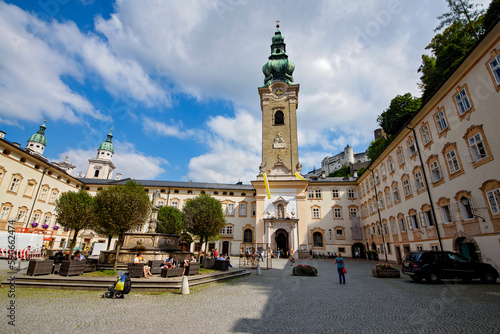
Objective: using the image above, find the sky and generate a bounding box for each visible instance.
[0,0,492,184]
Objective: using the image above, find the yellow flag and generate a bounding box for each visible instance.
[263,173,271,199]
[294,172,306,181]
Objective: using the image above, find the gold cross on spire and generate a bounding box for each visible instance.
[276,20,280,30]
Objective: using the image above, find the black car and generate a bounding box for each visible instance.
[401,250,498,284]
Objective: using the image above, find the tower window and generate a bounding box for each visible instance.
[94,170,99,177]
[274,110,284,125]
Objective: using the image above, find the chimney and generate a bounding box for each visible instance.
[321,170,326,179]
[12,142,20,148]
[0,131,5,139]
[353,171,358,178]
[115,173,122,180]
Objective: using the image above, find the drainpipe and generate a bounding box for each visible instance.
[406,126,444,250]
[26,167,49,228]
[368,168,388,263]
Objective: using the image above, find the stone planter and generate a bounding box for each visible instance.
[372,268,400,278]
[293,266,317,276]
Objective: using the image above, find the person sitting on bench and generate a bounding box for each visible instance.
[134,253,153,278]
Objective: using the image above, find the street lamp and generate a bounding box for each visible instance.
[459,197,486,222]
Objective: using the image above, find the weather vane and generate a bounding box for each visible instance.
[276,20,280,30]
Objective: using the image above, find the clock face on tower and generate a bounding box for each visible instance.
[273,87,284,97]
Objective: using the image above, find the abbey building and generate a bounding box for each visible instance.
[1,22,500,271]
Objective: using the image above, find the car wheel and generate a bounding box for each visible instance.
[426,271,440,284]
[481,272,497,284]
[411,276,422,282]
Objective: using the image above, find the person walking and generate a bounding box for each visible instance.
[335,254,346,284]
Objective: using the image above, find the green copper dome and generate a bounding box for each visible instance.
[28,120,47,146]
[98,130,114,153]
[262,24,295,87]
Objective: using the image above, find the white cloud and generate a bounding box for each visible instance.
[142,117,195,139]
[54,140,168,180]
[93,0,457,175]
[0,2,100,124]
[187,144,260,184]
[0,1,169,127]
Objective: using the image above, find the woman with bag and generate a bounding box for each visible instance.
[335,254,346,284]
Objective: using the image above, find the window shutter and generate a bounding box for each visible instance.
[418,212,427,227]
[449,202,461,222]
[406,216,413,230]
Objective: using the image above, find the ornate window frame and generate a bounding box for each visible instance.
[419,121,433,149]
[8,173,23,194]
[441,142,464,180]
[463,124,493,169]
[0,202,13,221]
[433,106,450,138]
[311,227,325,249]
[412,166,426,195]
[480,179,500,219]
[486,48,500,91]
[426,155,445,187]
[453,84,475,121]
[238,201,248,217]
[335,226,346,240]
[401,174,413,200]
[332,205,342,220]
[311,205,321,219]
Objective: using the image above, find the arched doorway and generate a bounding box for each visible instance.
[222,241,230,256]
[351,243,366,259]
[274,229,289,256]
[456,237,479,261]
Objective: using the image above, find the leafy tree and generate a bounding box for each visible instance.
[435,0,485,40]
[93,180,152,270]
[55,189,95,252]
[419,1,486,99]
[482,0,500,31]
[55,189,94,251]
[156,206,185,235]
[329,166,351,177]
[357,167,367,177]
[183,193,226,261]
[376,93,421,136]
[366,137,390,161]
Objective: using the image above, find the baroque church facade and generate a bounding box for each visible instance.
[1,22,500,271]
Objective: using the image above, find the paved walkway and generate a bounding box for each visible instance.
[1,258,499,333]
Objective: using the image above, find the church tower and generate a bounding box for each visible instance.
[85,130,116,179]
[258,23,300,174]
[252,24,308,260]
[26,120,47,156]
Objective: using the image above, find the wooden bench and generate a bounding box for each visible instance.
[148,260,164,275]
[183,262,200,275]
[59,260,86,276]
[214,260,229,271]
[84,259,97,273]
[203,258,215,269]
[161,267,183,278]
[27,260,54,276]
[127,263,144,278]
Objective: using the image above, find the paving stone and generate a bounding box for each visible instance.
[0,258,499,333]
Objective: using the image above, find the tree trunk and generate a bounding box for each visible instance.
[69,229,80,253]
[113,236,124,271]
[197,236,204,262]
[106,235,112,250]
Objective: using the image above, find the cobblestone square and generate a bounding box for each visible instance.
[1,258,499,334]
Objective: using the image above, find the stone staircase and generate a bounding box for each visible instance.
[1,268,250,292]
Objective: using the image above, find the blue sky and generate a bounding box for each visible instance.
[0,0,491,183]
